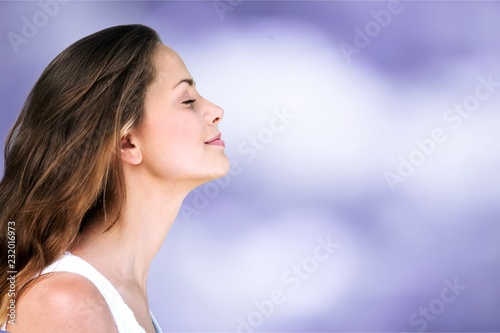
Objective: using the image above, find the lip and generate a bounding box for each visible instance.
[205,133,225,147]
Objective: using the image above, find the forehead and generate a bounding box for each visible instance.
[153,44,191,83]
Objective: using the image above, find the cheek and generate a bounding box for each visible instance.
[164,113,204,152]
[140,112,205,173]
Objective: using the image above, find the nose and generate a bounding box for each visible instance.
[206,99,224,126]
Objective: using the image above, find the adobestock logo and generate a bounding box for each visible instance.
[236,235,340,333]
[238,106,298,162]
[179,159,243,224]
[385,74,500,192]
[402,277,467,332]
[181,105,297,224]
[8,0,70,54]
[212,0,244,21]
[340,0,404,64]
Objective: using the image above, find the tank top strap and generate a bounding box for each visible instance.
[1,252,162,332]
[39,252,161,333]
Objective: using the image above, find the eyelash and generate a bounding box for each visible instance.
[182,99,196,106]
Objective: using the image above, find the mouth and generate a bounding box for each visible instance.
[205,133,225,147]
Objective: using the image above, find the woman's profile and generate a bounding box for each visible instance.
[0,24,229,332]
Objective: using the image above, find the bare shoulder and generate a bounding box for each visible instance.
[7,272,117,333]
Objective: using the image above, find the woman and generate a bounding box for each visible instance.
[0,24,229,332]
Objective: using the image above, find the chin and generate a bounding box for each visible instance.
[210,162,231,180]
[206,157,231,181]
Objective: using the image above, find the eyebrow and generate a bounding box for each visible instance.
[172,78,195,90]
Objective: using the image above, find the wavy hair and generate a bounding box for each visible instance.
[0,24,161,319]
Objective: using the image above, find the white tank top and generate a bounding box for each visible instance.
[1,252,162,333]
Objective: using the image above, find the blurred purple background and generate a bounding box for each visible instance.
[1,1,500,332]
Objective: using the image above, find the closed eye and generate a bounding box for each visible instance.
[182,99,196,106]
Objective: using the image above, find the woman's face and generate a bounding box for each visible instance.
[131,44,229,185]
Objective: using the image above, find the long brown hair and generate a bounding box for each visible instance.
[0,24,161,319]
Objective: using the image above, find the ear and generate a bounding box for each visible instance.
[120,133,142,165]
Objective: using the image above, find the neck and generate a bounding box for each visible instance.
[72,178,195,294]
